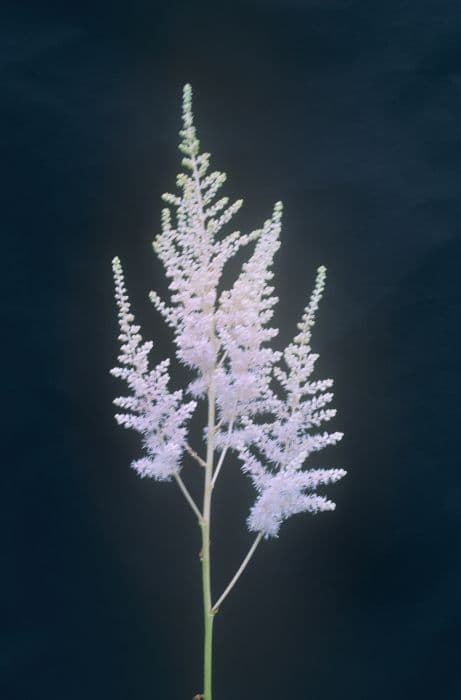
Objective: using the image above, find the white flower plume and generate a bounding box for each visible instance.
[110,256,196,481]
[111,84,346,537]
[214,201,283,426]
[237,266,346,537]
[149,83,260,397]
[241,450,346,538]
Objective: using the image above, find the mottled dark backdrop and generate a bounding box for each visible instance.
[2,1,461,698]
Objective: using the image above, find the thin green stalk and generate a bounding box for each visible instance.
[201,383,216,700]
[211,532,263,614]
[173,473,203,524]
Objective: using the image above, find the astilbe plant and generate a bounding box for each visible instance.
[110,84,347,700]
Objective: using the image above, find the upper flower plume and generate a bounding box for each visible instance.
[149,83,260,398]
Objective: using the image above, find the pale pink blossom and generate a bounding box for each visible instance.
[111,85,346,535]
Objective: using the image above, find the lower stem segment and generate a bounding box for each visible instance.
[202,524,213,699]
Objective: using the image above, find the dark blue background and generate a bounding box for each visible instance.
[2,1,461,698]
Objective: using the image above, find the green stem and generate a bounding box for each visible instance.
[201,519,214,700]
[211,532,263,614]
[173,473,203,524]
[201,383,216,700]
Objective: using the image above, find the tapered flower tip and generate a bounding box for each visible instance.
[112,256,121,269]
[181,84,195,132]
[182,84,193,112]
